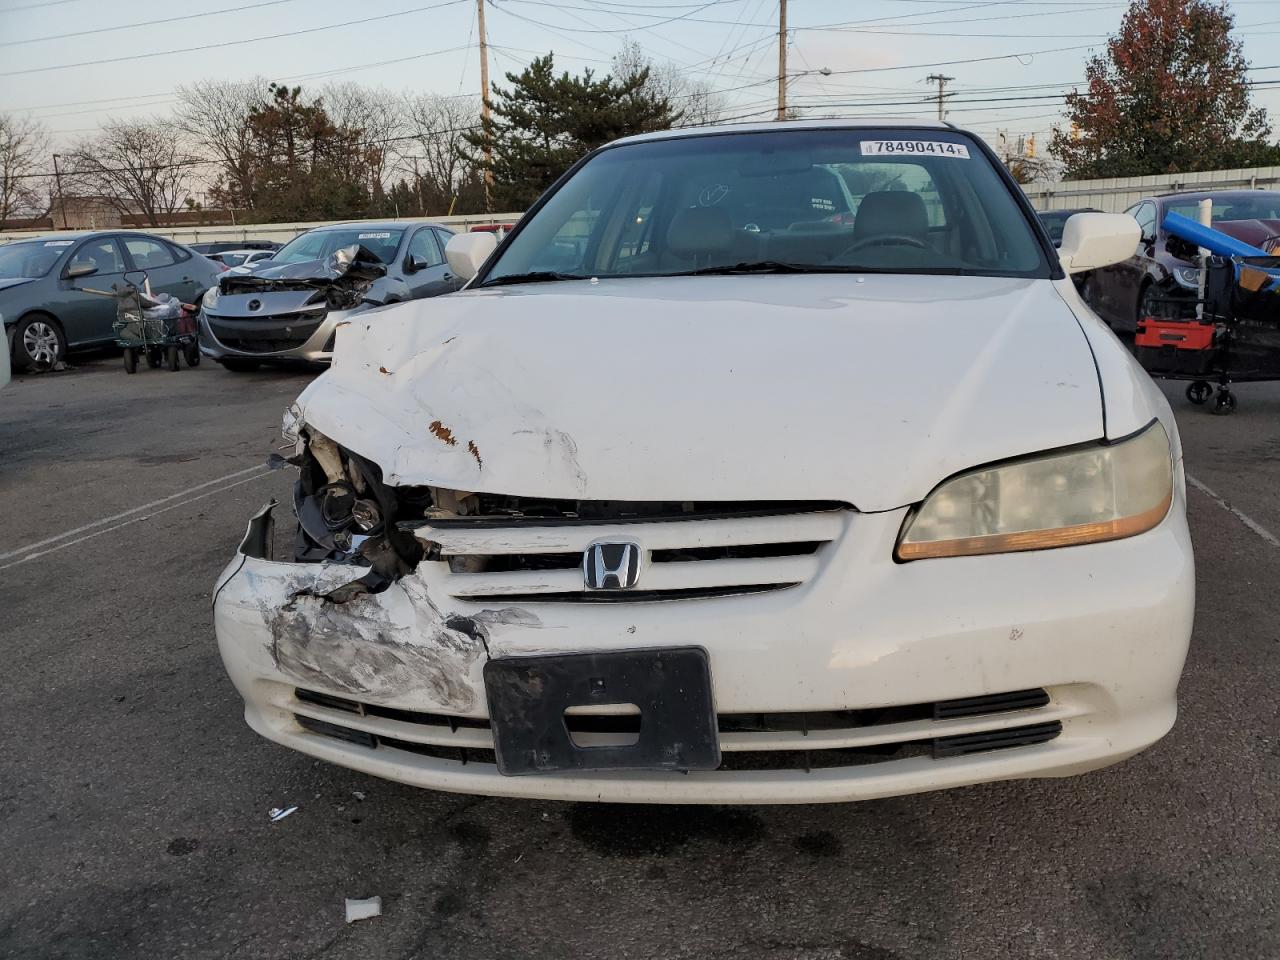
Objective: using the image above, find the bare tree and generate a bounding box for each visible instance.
[67,119,197,226]
[613,40,725,128]
[322,82,406,198]
[402,93,481,213]
[0,113,50,222]
[173,78,268,209]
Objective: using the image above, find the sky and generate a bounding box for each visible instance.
[1,0,1279,163]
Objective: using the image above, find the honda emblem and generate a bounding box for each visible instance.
[583,541,642,591]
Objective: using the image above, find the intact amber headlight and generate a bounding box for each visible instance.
[896,420,1173,560]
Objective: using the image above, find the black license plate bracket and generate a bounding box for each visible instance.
[483,647,720,776]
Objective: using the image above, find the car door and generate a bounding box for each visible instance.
[120,235,201,302]
[434,229,465,291]
[58,235,129,345]
[1114,201,1159,329]
[400,226,457,298]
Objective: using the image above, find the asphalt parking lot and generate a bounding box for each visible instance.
[1,355,1277,960]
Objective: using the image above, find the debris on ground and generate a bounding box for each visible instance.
[352,790,366,801]
[345,896,382,923]
[268,805,298,822]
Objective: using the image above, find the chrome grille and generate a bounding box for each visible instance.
[413,505,847,603]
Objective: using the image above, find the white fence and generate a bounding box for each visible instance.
[0,213,523,246]
[1023,167,1280,212]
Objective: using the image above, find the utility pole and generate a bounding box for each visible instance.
[477,0,493,210]
[776,0,787,120]
[926,73,953,121]
[51,153,69,229]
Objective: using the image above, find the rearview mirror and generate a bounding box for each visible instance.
[405,254,430,274]
[445,232,497,282]
[65,262,97,279]
[1057,213,1141,275]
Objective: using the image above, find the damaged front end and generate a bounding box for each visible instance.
[201,245,398,362]
[214,416,498,718]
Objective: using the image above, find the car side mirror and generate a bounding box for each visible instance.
[445,232,498,282]
[1166,235,1199,262]
[405,254,430,274]
[65,262,97,279]
[1057,213,1142,275]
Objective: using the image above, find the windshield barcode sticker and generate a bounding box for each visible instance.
[43,240,74,246]
[358,232,391,240]
[861,141,970,158]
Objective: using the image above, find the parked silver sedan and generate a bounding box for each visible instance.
[199,221,462,371]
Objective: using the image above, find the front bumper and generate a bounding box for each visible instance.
[214,493,1195,804]
[199,305,355,364]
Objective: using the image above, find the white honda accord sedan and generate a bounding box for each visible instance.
[213,120,1194,804]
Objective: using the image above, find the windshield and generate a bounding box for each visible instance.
[483,129,1049,284]
[1167,193,1280,224]
[0,240,69,280]
[273,228,404,266]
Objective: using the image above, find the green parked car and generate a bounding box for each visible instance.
[1,231,223,371]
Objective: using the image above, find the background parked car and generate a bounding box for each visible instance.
[1037,207,1101,246]
[199,221,463,371]
[1083,189,1280,331]
[208,249,276,269]
[2,231,223,371]
[188,240,281,256]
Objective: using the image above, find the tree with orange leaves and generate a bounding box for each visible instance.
[1051,0,1278,178]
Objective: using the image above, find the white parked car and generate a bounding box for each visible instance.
[214,120,1193,804]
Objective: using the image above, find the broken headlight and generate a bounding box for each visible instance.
[290,427,422,586]
[896,420,1173,560]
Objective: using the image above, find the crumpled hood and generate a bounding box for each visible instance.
[1214,218,1280,254]
[295,274,1103,511]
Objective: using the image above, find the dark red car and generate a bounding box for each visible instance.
[1082,189,1280,331]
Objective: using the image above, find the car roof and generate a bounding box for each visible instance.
[310,221,421,232]
[1152,189,1278,201]
[4,229,182,245]
[612,117,952,147]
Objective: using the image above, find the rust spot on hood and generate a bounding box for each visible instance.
[379,366,391,375]
[467,440,483,470]
[429,420,458,446]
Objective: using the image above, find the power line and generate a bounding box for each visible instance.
[0,0,306,48]
[7,123,486,181]
[0,0,470,77]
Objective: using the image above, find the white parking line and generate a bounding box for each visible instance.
[1186,473,1280,548]
[0,466,275,572]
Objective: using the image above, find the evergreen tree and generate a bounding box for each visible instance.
[467,54,680,210]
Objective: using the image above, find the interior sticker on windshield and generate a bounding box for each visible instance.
[43,240,74,246]
[358,232,391,240]
[861,141,970,158]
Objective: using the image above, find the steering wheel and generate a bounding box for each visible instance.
[840,234,928,255]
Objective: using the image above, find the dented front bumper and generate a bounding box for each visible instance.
[214,492,1196,805]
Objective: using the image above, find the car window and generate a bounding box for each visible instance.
[123,237,176,269]
[1167,194,1280,224]
[168,241,192,262]
[485,129,1048,281]
[273,228,405,265]
[408,228,444,267]
[69,237,125,275]
[220,253,249,267]
[0,240,67,279]
[1133,203,1157,240]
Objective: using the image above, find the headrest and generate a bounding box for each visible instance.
[666,206,734,258]
[853,191,929,242]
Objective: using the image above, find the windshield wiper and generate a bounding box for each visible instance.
[682,261,837,276]
[481,271,587,287]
